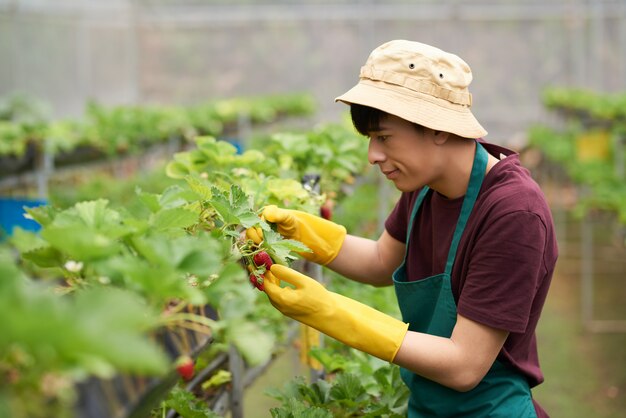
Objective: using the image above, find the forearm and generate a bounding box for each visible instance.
[392,315,508,392]
[326,232,402,286]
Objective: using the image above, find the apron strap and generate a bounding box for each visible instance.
[404,186,430,247]
[444,142,488,275]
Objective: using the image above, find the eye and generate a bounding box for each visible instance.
[377,135,389,142]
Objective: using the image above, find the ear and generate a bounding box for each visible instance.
[429,129,450,145]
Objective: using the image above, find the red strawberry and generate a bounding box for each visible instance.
[320,205,332,220]
[255,275,265,291]
[249,272,264,291]
[175,355,194,381]
[253,251,273,269]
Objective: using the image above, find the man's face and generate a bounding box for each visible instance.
[367,114,443,192]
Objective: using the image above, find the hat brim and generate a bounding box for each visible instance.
[335,80,487,139]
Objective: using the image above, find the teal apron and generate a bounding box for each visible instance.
[392,142,537,417]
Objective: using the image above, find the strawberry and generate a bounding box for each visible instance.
[249,272,264,291]
[253,251,273,269]
[320,205,332,220]
[175,355,195,381]
[255,275,265,291]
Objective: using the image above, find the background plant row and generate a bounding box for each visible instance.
[528,87,626,226]
[0,92,316,163]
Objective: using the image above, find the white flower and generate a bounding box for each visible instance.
[64,260,84,273]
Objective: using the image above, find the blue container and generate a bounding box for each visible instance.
[220,137,244,155]
[0,197,47,238]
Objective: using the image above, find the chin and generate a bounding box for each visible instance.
[394,181,425,193]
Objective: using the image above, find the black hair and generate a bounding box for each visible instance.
[349,103,424,136]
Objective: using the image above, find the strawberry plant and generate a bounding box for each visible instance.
[266,357,409,418]
[156,385,222,418]
[249,121,369,200]
[1,110,373,417]
[0,249,169,418]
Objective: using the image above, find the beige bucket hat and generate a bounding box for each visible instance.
[335,40,487,139]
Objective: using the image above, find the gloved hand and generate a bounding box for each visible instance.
[259,205,347,265]
[264,264,409,362]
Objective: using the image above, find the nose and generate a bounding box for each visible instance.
[368,138,385,165]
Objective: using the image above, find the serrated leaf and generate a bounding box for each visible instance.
[164,386,221,418]
[328,373,366,401]
[209,197,240,225]
[237,212,262,228]
[185,175,213,200]
[21,245,64,268]
[72,199,116,228]
[261,228,311,264]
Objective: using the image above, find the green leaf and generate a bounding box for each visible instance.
[24,204,57,227]
[8,227,47,253]
[136,188,162,213]
[166,160,190,179]
[226,320,275,366]
[328,373,367,401]
[41,225,120,261]
[21,245,64,268]
[270,398,333,418]
[210,188,240,225]
[163,386,222,418]
[159,185,192,209]
[261,228,311,264]
[201,369,232,390]
[266,178,310,201]
[185,175,213,200]
[151,207,197,231]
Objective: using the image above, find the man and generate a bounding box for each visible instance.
[256,40,557,417]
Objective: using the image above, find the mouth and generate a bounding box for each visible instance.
[382,169,399,180]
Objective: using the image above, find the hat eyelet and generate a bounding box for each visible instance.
[439,73,444,79]
[408,63,415,69]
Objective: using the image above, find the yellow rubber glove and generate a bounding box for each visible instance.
[264,264,409,362]
[262,205,347,265]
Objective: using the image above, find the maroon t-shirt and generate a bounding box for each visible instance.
[385,141,557,411]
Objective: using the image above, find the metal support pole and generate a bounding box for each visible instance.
[228,344,244,418]
[614,132,624,180]
[580,210,593,327]
[36,138,53,200]
[237,111,252,151]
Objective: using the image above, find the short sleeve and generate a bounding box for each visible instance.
[384,192,413,243]
[457,211,549,333]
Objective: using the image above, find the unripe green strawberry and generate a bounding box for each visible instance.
[253,251,273,269]
[175,355,194,381]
